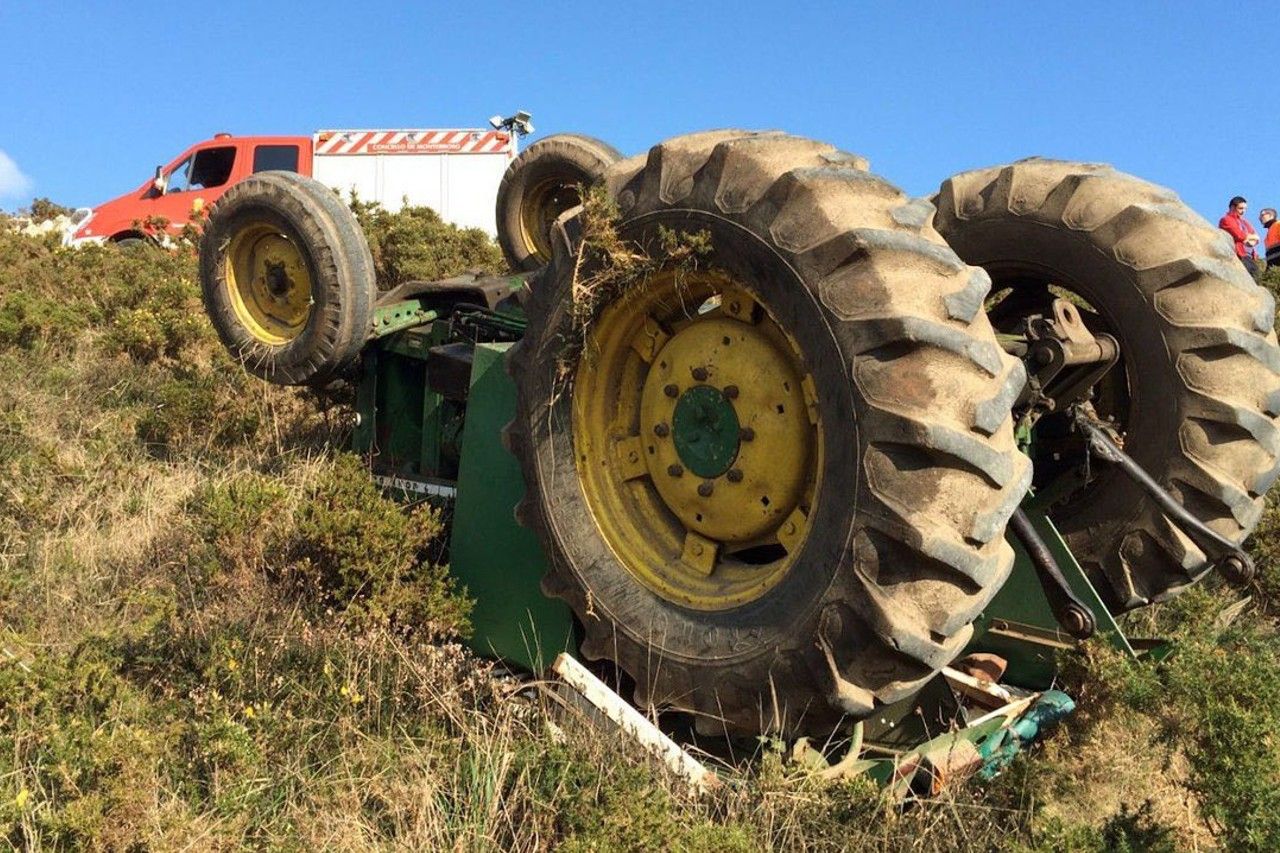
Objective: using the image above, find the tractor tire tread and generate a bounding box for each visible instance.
[509,131,1030,733]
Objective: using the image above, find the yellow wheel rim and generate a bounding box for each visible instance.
[224,223,314,344]
[519,177,581,264]
[572,270,822,611]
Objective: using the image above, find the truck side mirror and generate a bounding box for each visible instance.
[152,166,167,195]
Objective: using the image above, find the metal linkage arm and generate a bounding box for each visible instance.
[1008,509,1097,640]
[1072,410,1255,585]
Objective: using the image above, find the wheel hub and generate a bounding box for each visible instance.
[225,225,314,344]
[568,267,824,611]
[638,313,813,546]
[672,385,740,478]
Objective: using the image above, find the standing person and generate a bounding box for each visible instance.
[1261,208,1280,267]
[1219,196,1262,279]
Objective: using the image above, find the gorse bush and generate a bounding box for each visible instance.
[0,228,206,357]
[348,193,506,288]
[192,456,470,634]
[4,203,1280,848]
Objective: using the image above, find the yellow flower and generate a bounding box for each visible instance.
[226,658,238,672]
[243,705,256,720]
[14,788,29,809]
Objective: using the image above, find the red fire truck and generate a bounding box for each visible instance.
[69,127,517,246]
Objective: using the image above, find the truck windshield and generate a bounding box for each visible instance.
[165,156,193,193]
[166,146,235,193]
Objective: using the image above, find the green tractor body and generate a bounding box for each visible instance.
[197,132,1280,787]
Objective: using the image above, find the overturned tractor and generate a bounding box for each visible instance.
[198,131,1280,756]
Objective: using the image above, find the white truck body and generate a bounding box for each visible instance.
[311,129,515,236]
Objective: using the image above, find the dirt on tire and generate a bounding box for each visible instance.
[507,131,1032,735]
[934,158,1280,610]
[200,171,376,386]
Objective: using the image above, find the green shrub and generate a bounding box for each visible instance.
[24,198,73,222]
[192,455,470,635]
[0,289,89,349]
[0,229,207,357]
[348,195,506,287]
[133,367,262,454]
[102,303,207,362]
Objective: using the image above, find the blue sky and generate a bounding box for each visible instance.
[0,1,1274,225]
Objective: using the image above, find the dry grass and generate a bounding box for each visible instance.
[2,224,1279,850]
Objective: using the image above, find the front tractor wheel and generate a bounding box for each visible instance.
[199,171,375,386]
[508,131,1032,735]
[495,134,622,272]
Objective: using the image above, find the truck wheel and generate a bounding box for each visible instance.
[507,131,1031,735]
[496,133,621,272]
[111,234,148,249]
[199,171,375,386]
[934,159,1280,611]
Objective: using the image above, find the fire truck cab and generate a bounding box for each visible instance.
[70,127,516,245]
[70,134,312,244]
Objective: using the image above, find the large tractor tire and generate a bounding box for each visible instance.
[200,171,375,386]
[934,159,1280,611]
[507,131,1032,735]
[496,133,622,272]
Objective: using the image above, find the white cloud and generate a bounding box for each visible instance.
[0,149,34,202]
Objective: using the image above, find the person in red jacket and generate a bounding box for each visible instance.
[1261,208,1280,266]
[1220,196,1262,279]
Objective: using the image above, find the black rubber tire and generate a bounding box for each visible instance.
[508,131,1031,735]
[496,133,622,272]
[199,171,375,386]
[934,159,1280,611]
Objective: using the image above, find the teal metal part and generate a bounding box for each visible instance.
[446,342,577,671]
[976,690,1075,779]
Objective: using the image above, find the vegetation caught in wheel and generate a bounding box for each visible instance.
[495,133,622,271]
[508,131,1031,735]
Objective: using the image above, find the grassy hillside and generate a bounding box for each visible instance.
[2,219,1280,850]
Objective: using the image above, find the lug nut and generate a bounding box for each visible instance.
[740,427,755,442]
[654,422,670,437]
[723,385,739,399]
[726,468,743,483]
[667,464,684,477]
[697,481,714,497]
[664,383,679,398]
[692,367,709,382]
